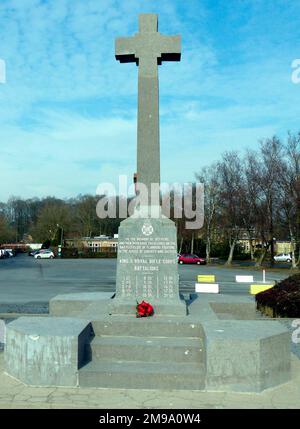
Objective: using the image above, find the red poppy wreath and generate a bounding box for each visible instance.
[136,300,154,318]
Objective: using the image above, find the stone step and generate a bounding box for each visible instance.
[91,317,202,338]
[79,361,206,390]
[86,336,205,364]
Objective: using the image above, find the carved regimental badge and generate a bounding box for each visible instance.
[141,221,154,236]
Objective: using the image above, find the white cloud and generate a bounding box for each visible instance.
[0,109,137,199]
[0,0,300,201]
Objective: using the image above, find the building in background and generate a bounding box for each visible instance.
[65,236,118,253]
[275,240,292,254]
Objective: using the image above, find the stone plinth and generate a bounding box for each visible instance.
[50,292,114,317]
[202,320,291,392]
[5,317,92,386]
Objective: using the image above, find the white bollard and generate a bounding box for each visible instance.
[235,275,254,283]
[195,283,219,293]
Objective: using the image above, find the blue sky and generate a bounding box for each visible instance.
[0,0,300,201]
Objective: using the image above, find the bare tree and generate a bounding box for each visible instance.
[218,152,244,265]
[32,201,73,243]
[75,195,99,238]
[259,137,285,267]
[196,163,219,263]
[244,138,285,267]
[0,215,15,244]
[244,151,268,264]
[279,133,300,268]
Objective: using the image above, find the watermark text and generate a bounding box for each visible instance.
[291,59,300,84]
[96,176,204,230]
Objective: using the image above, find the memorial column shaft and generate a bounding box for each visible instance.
[137,57,160,194]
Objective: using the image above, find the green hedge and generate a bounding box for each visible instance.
[256,273,300,317]
[78,250,117,258]
[60,247,117,259]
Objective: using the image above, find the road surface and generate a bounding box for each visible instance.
[0,254,289,312]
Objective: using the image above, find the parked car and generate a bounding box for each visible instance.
[273,253,292,263]
[178,254,206,265]
[28,249,42,257]
[34,250,55,259]
[4,249,14,257]
[0,249,7,259]
[0,249,14,258]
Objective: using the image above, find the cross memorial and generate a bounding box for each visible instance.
[111,14,186,316]
[115,14,181,196]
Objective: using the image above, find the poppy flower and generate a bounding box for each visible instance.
[136,300,154,317]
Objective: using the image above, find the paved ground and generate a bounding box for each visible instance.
[0,255,289,311]
[0,353,299,409]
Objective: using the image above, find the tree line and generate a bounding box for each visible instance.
[0,195,120,246]
[0,132,299,267]
[195,132,300,267]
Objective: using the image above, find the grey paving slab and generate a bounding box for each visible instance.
[0,353,299,408]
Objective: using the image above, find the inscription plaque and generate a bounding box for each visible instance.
[111,215,186,316]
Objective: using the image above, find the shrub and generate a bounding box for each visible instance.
[61,247,79,258]
[210,241,230,259]
[79,250,117,258]
[256,273,300,317]
[233,252,251,261]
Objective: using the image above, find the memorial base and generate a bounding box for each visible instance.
[4,292,292,392]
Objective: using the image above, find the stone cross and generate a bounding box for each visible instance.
[112,15,185,316]
[115,14,181,195]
